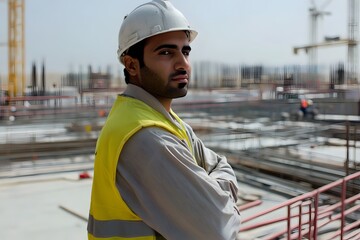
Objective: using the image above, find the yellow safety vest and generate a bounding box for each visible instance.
[88,96,193,240]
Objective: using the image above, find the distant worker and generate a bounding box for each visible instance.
[300,98,308,117]
[87,1,241,240]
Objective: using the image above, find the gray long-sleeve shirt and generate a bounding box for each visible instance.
[116,84,241,240]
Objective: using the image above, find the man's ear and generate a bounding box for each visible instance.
[123,55,140,77]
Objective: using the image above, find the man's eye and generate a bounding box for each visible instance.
[160,50,171,55]
[183,50,190,56]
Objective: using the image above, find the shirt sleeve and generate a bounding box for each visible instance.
[185,122,239,202]
[116,127,241,240]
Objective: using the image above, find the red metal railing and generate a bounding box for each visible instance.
[239,171,360,239]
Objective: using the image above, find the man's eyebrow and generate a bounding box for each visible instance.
[183,45,192,51]
[154,44,177,52]
[154,44,192,52]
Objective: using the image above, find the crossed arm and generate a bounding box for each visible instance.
[117,126,241,240]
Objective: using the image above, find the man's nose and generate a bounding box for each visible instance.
[174,53,190,71]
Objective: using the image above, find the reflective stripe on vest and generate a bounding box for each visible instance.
[87,214,155,239]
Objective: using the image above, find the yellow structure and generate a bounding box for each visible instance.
[8,0,25,97]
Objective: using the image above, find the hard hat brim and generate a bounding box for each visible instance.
[118,28,197,64]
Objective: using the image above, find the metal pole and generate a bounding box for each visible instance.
[313,192,319,240]
[346,121,350,176]
[287,205,291,239]
[59,205,87,222]
[354,124,357,169]
[340,180,347,240]
[298,204,302,239]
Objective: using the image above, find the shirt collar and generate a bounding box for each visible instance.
[122,84,180,127]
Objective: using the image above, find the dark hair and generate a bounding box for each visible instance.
[123,40,146,84]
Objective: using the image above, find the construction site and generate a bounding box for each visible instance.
[0,0,360,239]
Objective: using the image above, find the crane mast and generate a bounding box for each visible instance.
[347,0,359,84]
[8,0,25,97]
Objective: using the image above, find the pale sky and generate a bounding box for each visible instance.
[0,0,351,76]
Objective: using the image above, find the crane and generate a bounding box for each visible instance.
[293,0,359,85]
[7,0,25,97]
[308,0,331,77]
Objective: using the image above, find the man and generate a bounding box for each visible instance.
[87,1,241,239]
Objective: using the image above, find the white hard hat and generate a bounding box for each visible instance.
[117,0,198,64]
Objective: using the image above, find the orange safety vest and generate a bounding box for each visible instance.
[301,99,308,108]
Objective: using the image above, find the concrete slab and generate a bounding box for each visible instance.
[0,172,91,240]
[0,171,289,240]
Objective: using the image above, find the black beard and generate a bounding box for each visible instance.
[139,66,189,99]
